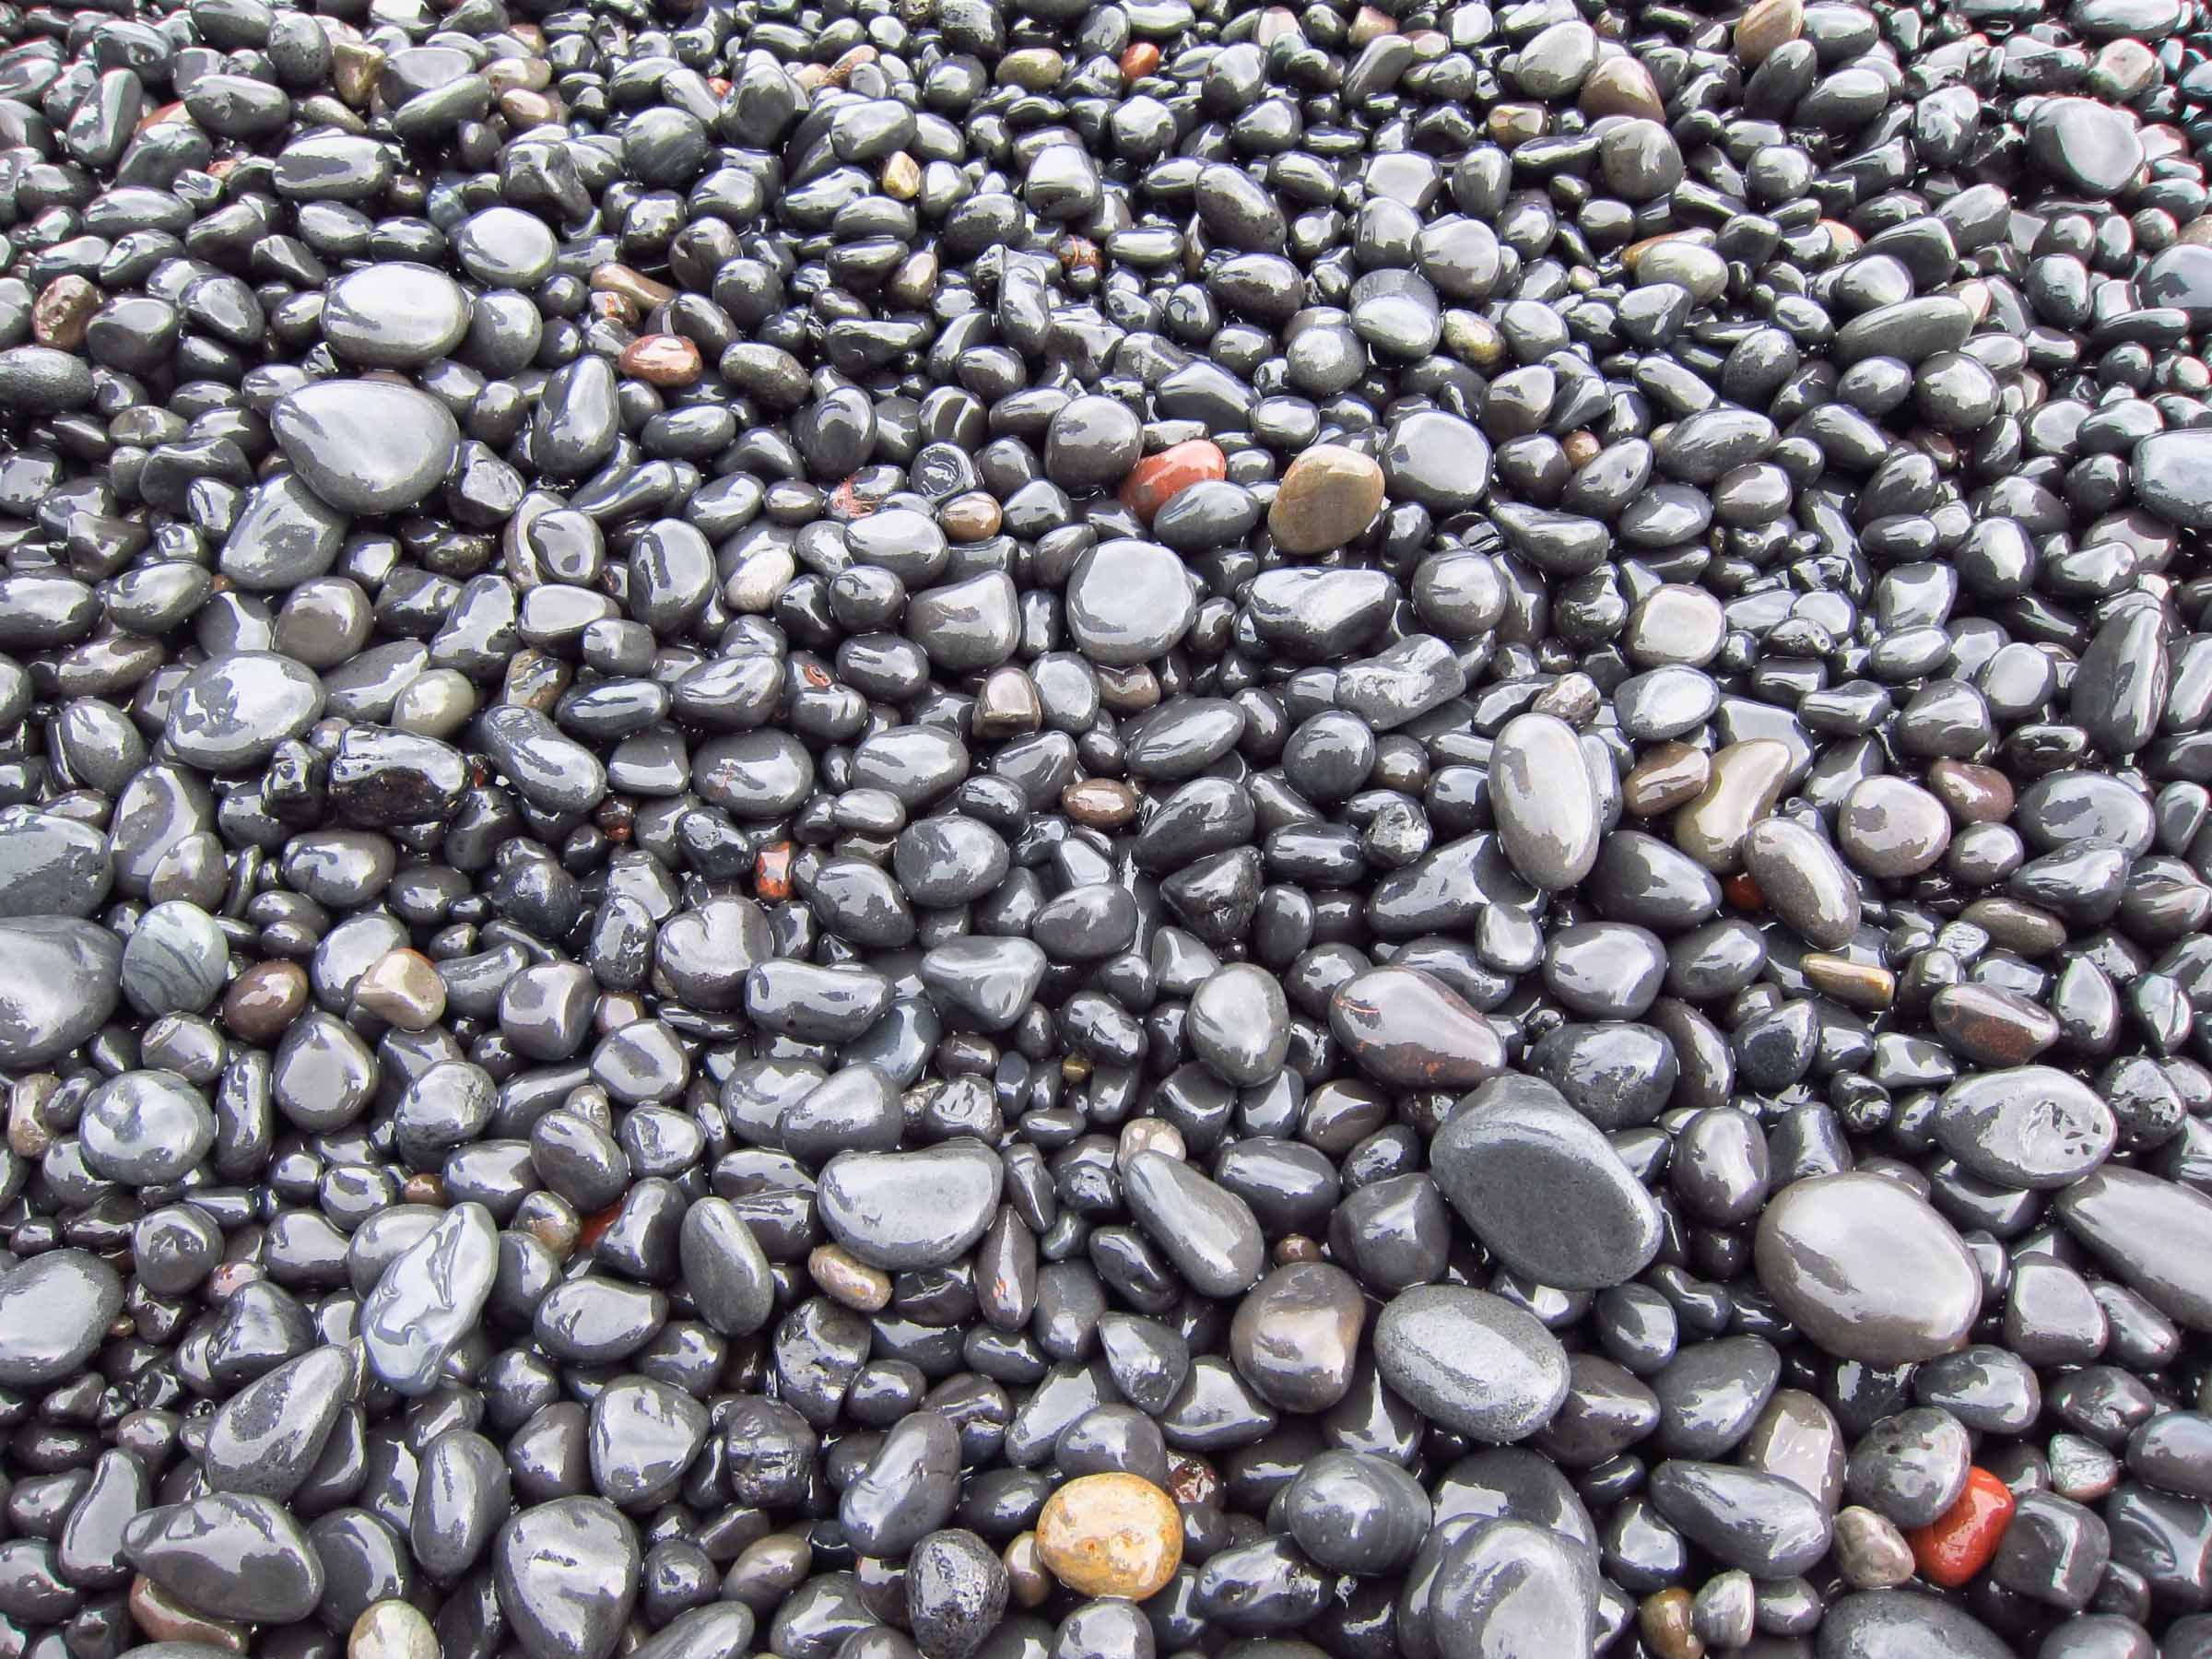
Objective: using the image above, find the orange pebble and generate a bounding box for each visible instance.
[756,841,795,902]
[1119,439,1227,524]
[1120,41,1160,77]
[1907,1467,2015,1588]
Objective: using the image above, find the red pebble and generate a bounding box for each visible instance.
[1119,440,1227,524]
[1908,1466,2016,1588]
[576,1201,624,1253]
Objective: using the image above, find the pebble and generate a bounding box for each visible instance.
[1755,1175,1983,1363]
[1033,1474,1182,1600]
[0,0,2205,1653]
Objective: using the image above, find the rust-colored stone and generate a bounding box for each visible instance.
[1118,439,1227,524]
[618,334,703,387]
[1119,41,1160,78]
[1035,1474,1183,1600]
[222,959,310,1045]
[33,276,100,351]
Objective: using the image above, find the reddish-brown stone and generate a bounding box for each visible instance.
[1119,440,1227,524]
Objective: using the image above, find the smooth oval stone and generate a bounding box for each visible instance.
[1123,1148,1265,1298]
[1269,444,1386,554]
[1373,1284,1570,1443]
[202,1346,353,1501]
[589,1377,710,1508]
[0,916,121,1066]
[1933,1066,2117,1188]
[0,1249,123,1385]
[1187,963,1290,1086]
[166,651,325,771]
[1065,539,1196,665]
[1430,1519,1595,1657]
[322,263,470,367]
[1675,739,1794,871]
[2133,430,2212,529]
[121,900,229,1017]
[1490,712,1601,891]
[2055,1167,2212,1331]
[81,1068,214,1184]
[495,1497,640,1659]
[0,814,110,917]
[679,1197,774,1336]
[124,1493,325,1624]
[1755,1174,1982,1363]
[1817,1591,2014,1659]
[1647,1461,1832,1579]
[1740,817,1859,948]
[271,379,460,514]
[360,1201,499,1395]
[1430,1075,1661,1290]
[1330,966,1504,1090]
[1281,1451,1432,1574]
[1229,1262,1366,1412]
[818,1143,1003,1268]
[840,1410,961,1556]
[1034,1474,1182,1600]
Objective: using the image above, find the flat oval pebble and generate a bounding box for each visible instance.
[1756,1174,1983,1363]
[1934,1065,2117,1188]
[271,380,461,515]
[1373,1284,1571,1443]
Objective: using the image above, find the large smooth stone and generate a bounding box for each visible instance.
[1818,1591,2014,1659]
[495,1497,640,1659]
[2055,1166,2212,1331]
[1430,1076,1661,1290]
[123,1494,325,1624]
[1755,1174,1982,1363]
[0,916,121,1066]
[818,1143,1003,1269]
[361,1201,499,1394]
[271,379,460,514]
[166,651,325,771]
[1647,1460,1832,1579]
[0,813,110,917]
[2135,429,2212,529]
[1123,1149,1266,1298]
[1429,1519,1594,1657]
[0,1249,123,1385]
[1489,713,1601,891]
[1373,1285,1570,1443]
[1933,1065,2116,1189]
[1065,539,1196,665]
[322,262,470,366]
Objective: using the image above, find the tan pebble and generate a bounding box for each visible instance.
[352,948,446,1030]
[1735,0,1804,65]
[1035,1473,1183,1600]
[33,276,100,351]
[1268,443,1386,556]
[1062,778,1139,830]
[1115,1118,1185,1169]
[348,1600,436,1659]
[809,1243,892,1312]
[590,262,676,311]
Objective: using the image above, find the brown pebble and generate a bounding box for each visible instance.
[1623,741,1712,817]
[1273,1235,1323,1265]
[485,55,550,94]
[1095,663,1161,713]
[1735,0,1804,65]
[222,959,310,1044]
[6,1075,58,1159]
[1640,1587,1704,1659]
[1115,1118,1185,1168]
[618,334,703,387]
[880,152,921,199]
[1800,954,1896,1010]
[352,948,446,1030]
[1005,1533,1051,1608]
[808,1243,892,1312]
[1166,1452,1221,1508]
[1579,55,1664,119]
[499,88,560,128]
[590,262,676,311]
[33,276,100,351]
[1928,758,2016,824]
[1833,1505,1916,1590]
[1063,779,1139,830]
[1268,443,1387,555]
[939,490,1003,542]
[400,1172,446,1206]
[1035,1473,1183,1600]
[1488,103,1547,147]
[975,666,1043,739]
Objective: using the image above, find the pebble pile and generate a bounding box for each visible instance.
[6,0,2212,1652]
